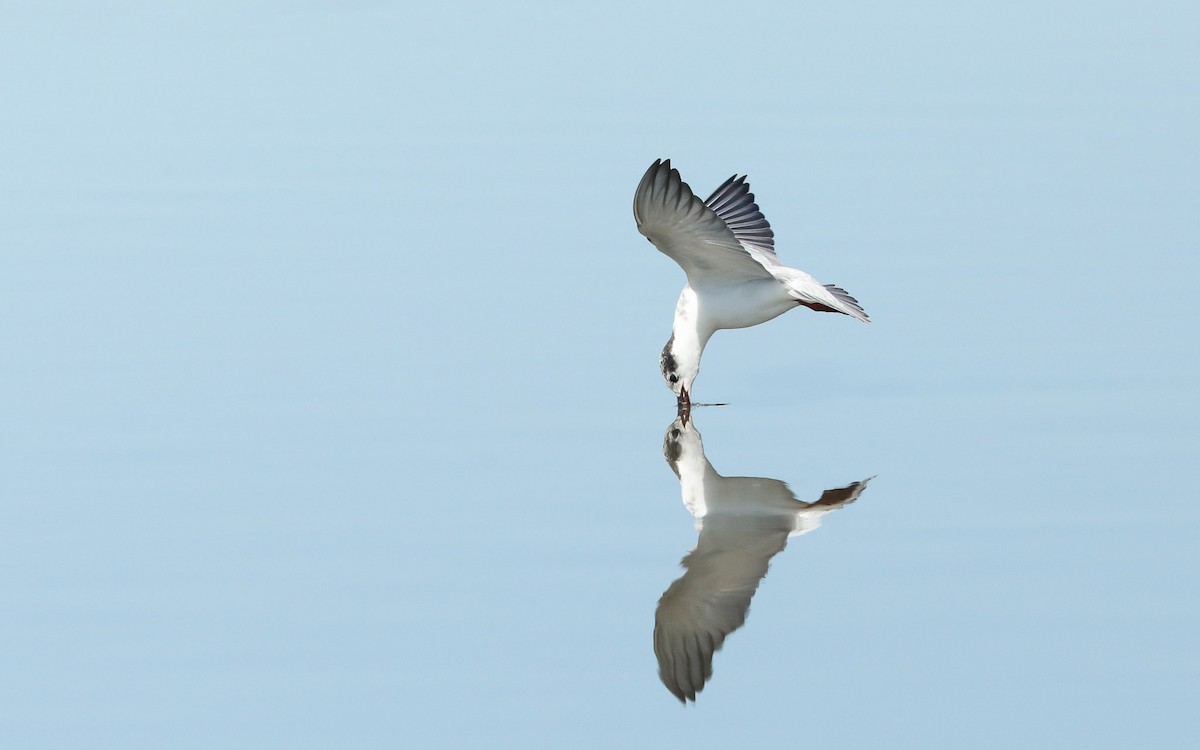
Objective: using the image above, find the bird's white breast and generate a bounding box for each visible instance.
[692,277,797,332]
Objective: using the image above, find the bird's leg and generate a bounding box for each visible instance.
[677,386,691,425]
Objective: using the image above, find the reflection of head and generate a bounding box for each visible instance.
[662,416,702,480]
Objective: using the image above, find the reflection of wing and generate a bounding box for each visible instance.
[655,417,873,703]
[654,513,792,702]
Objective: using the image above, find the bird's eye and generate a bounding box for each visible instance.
[669,373,679,383]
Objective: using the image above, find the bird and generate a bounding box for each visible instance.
[633,159,869,416]
[654,416,872,703]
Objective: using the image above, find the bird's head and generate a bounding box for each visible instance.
[660,334,700,402]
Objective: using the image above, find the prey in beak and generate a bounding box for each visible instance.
[676,385,691,425]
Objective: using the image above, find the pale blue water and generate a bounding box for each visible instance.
[2,3,1197,748]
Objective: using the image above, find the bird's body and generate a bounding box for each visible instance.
[633,159,869,409]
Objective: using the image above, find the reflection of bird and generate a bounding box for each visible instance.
[633,159,869,414]
[655,417,872,703]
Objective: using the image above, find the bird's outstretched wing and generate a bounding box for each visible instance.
[633,159,774,285]
[703,172,777,261]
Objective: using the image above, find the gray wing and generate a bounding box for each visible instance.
[633,159,774,285]
[653,517,792,702]
[703,173,777,259]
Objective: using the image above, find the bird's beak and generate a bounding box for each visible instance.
[677,386,691,425]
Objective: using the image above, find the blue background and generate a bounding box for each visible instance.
[2,2,1196,747]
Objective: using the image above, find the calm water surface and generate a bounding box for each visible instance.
[2,3,1197,748]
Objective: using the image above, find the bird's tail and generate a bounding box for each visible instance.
[822,284,871,323]
[791,281,871,322]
